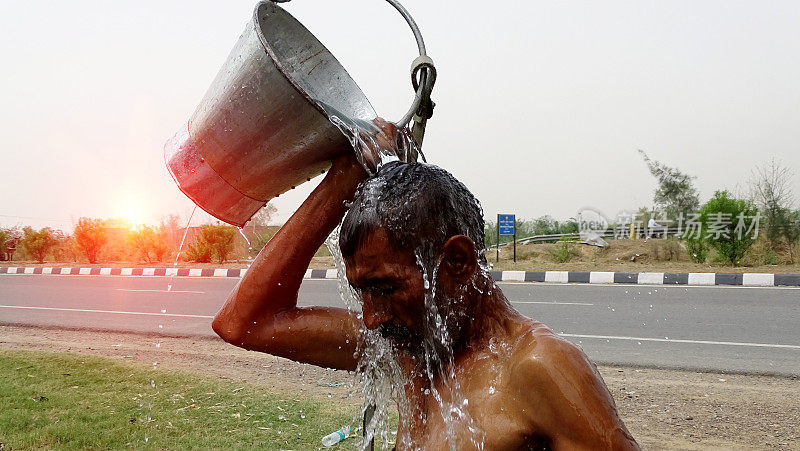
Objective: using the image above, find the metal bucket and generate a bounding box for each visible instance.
[165,1,378,227]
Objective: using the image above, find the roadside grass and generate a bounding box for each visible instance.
[0,350,359,449]
[489,239,800,273]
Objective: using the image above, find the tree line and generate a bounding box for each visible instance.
[484,154,799,267]
[639,153,799,266]
[0,206,278,265]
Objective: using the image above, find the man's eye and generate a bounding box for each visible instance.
[373,285,396,296]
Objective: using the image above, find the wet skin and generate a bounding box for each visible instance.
[213,122,639,450]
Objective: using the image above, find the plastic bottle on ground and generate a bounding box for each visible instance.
[321,425,351,447]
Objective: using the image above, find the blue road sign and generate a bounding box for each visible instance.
[498,214,516,235]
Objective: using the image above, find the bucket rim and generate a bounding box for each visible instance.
[164,125,265,228]
[252,1,377,122]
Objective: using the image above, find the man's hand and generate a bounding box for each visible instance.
[356,117,404,174]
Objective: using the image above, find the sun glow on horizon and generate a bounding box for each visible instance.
[116,194,151,230]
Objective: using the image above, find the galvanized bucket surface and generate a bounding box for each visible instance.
[166,1,377,227]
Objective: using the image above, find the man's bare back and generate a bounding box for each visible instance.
[212,121,638,449]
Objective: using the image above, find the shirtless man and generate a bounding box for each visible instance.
[212,121,639,449]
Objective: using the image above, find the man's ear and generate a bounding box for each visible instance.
[442,235,478,282]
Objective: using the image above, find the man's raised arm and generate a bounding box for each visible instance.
[212,152,366,371]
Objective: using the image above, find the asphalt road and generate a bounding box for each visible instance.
[1,275,798,376]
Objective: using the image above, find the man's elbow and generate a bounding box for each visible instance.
[212,313,243,346]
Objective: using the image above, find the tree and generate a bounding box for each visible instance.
[126,225,169,263]
[20,227,58,263]
[249,203,277,228]
[639,150,700,219]
[785,210,800,263]
[250,228,278,256]
[685,237,709,264]
[0,227,21,261]
[0,227,12,259]
[73,217,108,264]
[696,190,759,266]
[185,224,236,264]
[184,240,213,263]
[243,203,278,257]
[160,214,182,252]
[51,231,79,263]
[749,159,796,247]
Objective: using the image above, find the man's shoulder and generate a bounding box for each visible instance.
[499,321,639,449]
[506,321,598,386]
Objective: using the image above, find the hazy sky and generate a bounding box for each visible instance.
[1,1,799,231]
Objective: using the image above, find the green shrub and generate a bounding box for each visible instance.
[184,240,214,263]
[764,248,779,265]
[20,227,58,263]
[185,224,236,264]
[784,210,800,264]
[126,225,169,263]
[250,229,277,257]
[697,191,759,266]
[552,241,580,263]
[686,238,709,263]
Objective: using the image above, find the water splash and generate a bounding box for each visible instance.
[326,227,409,450]
[316,100,419,175]
[326,225,484,450]
[414,251,485,450]
[237,227,254,263]
[167,206,197,292]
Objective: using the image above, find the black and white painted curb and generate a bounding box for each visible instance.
[2,266,799,287]
[486,270,800,287]
[0,267,338,280]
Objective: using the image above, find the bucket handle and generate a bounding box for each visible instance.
[271,0,436,148]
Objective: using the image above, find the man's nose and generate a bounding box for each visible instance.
[362,294,392,330]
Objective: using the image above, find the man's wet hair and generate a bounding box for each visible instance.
[340,162,486,265]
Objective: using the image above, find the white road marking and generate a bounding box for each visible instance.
[562,333,800,350]
[512,301,594,306]
[0,305,213,319]
[116,289,205,294]
[2,305,798,350]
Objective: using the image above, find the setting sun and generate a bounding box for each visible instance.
[116,195,150,229]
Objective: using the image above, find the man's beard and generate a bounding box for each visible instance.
[378,322,417,342]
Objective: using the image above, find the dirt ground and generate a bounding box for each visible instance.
[1,325,797,449]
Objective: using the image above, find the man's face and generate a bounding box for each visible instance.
[344,228,427,344]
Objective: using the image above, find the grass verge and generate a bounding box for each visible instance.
[0,350,358,449]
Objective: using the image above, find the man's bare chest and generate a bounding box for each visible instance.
[396,357,549,450]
